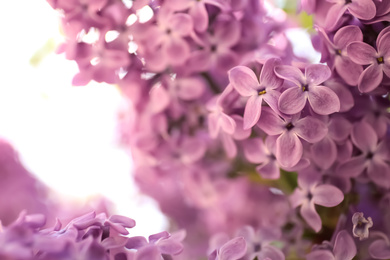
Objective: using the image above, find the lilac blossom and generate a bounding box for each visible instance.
[352,212,373,240]
[316,25,363,86]
[324,0,376,30]
[274,64,340,115]
[228,58,283,129]
[258,107,328,168]
[347,30,390,92]
[208,235,247,260]
[290,172,344,232]
[306,230,357,260]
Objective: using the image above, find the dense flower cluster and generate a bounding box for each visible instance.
[4,0,388,259]
[0,211,185,260]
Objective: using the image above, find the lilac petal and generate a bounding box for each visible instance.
[347,42,377,65]
[358,64,383,93]
[243,138,268,164]
[219,237,247,260]
[158,239,183,255]
[208,113,221,138]
[369,239,390,259]
[257,107,285,135]
[164,38,190,65]
[334,25,363,49]
[214,19,240,48]
[328,117,352,142]
[337,155,366,177]
[333,230,357,260]
[325,4,348,30]
[187,50,211,72]
[135,245,161,260]
[232,115,251,140]
[290,188,306,208]
[256,160,280,179]
[220,113,236,135]
[325,81,354,112]
[190,3,208,32]
[228,66,259,96]
[263,89,281,115]
[351,121,377,153]
[276,131,303,168]
[243,95,263,129]
[109,215,136,228]
[180,138,206,164]
[294,116,328,143]
[376,0,390,16]
[334,56,363,86]
[306,250,335,260]
[367,160,390,189]
[149,231,170,243]
[257,245,285,260]
[175,77,205,100]
[307,86,340,115]
[274,65,304,87]
[215,51,238,71]
[300,201,322,232]
[259,58,283,89]
[235,225,255,243]
[311,136,337,170]
[126,236,148,249]
[221,133,237,158]
[348,0,376,20]
[170,13,193,36]
[305,64,331,86]
[378,32,390,57]
[313,184,344,207]
[278,87,306,115]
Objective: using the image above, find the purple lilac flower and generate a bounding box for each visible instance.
[324,0,376,30]
[208,236,247,260]
[290,171,344,232]
[352,212,373,240]
[258,107,328,168]
[347,29,390,93]
[337,120,390,189]
[274,64,340,115]
[228,58,283,129]
[236,226,285,260]
[316,25,363,86]
[306,230,357,260]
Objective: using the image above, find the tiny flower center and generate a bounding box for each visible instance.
[366,152,374,160]
[253,243,261,252]
[302,84,309,92]
[345,0,352,4]
[285,122,294,131]
[210,45,217,52]
[258,90,267,95]
[377,56,384,64]
[307,192,313,200]
[335,49,342,55]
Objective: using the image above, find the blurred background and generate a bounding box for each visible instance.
[0,0,167,235]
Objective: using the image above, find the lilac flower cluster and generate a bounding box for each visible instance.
[0,211,184,260]
[32,0,390,259]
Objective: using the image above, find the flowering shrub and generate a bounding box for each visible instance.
[2,0,390,259]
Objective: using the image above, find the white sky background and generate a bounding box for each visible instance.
[0,0,167,236]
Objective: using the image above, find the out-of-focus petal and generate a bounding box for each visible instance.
[256,160,280,179]
[351,121,377,153]
[333,230,357,260]
[169,13,193,36]
[243,138,268,164]
[218,237,247,260]
[312,184,344,207]
[337,155,366,177]
[367,160,390,189]
[306,250,335,260]
[175,77,205,100]
[311,136,337,170]
[369,239,390,259]
[300,201,322,232]
[190,3,208,32]
[294,116,328,143]
[276,131,302,168]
